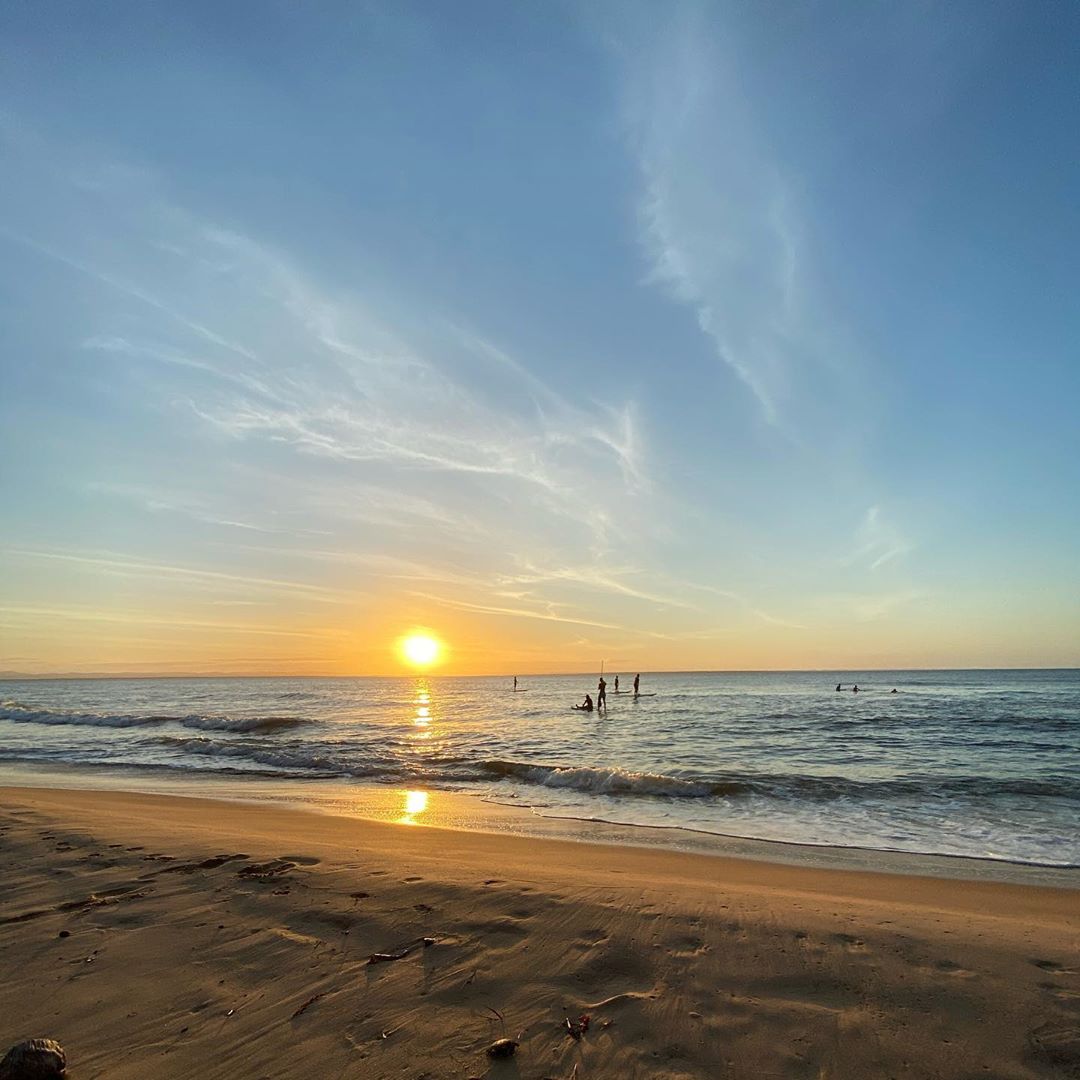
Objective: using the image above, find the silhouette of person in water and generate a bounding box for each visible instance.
[633,673,640,695]
[836,683,842,691]
[513,675,517,691]
[614,674,620,692]
[891,688,898,694]
[597,677,607,709]
[576,693,594,712]
[852,685,860,693]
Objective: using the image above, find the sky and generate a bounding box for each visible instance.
[1,1,1078,676]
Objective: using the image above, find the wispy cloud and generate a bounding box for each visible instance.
[409,590,673,639]
[4,548,350,603]
[612,4,857,432]
[85,481,329,537]
[0,603,335,638]
[831,588,926,623]
[496,561,698,610]
[844,506,913,571]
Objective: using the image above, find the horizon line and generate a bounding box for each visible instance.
[1,665,1077,681]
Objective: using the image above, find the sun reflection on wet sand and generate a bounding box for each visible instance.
[398,789,429,825]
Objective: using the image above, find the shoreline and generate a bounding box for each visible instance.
[2,763,1078,889]
[1,785,1077,1079]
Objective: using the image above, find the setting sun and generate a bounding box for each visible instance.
[400,633,441,668]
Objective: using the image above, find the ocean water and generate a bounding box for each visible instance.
[1,670,1077,867]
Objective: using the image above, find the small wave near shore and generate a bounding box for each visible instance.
[0,700,308,735]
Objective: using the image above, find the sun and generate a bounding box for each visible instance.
[400,633,441,668]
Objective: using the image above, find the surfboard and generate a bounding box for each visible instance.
[630,692,657,697]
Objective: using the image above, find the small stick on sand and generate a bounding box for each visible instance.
[291,992,325,1019]
[367,936,436,964]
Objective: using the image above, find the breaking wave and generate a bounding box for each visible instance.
[477,760,1080,802]
[0,701,308,735]
[479,760,729,797]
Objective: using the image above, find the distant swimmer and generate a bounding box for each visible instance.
[513,676,517,691]
[836,683,842,692]
[574,693,594,712]
[614,674,620,692]
[597,676,607,708]
[633,673,640,695]
[852,685,860,693]
[891,688,898,694]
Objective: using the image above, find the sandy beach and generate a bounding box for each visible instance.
[0,786,1077,1079]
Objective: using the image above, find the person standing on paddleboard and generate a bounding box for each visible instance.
[633,673,640,695]
[597,676,607,709]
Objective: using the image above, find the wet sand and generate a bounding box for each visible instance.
[1,785,1077,1079]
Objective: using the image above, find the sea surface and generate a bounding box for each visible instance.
[1,670,1077,867]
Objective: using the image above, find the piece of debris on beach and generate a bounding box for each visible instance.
[486,1038,519,1058]
[565,1014,590,1040]
[0,1038,67,1079]
[368,936,436,964]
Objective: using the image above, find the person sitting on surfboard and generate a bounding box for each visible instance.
[574,694,594,712]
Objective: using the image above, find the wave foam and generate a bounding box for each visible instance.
[479,760,735,798]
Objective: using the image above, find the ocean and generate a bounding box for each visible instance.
[1,669,1077,867]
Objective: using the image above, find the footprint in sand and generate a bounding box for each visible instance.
[933,960,977,978]
[1,882,151,924]
[1039,982,1080,1003]
[1033,959,1079,976]
[237,860,296,880]
[1029,1022,1080,1072]
[198,854,249,869]
[832,933,867,952]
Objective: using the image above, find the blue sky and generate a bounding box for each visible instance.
[1,0,1077,673]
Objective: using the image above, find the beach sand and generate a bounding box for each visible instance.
[0,786,1077,1079]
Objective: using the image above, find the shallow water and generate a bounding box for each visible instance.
[1,670,1077,865]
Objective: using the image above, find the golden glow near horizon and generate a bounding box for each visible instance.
[400,632,442,668]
